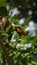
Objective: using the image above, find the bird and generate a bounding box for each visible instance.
[15,27,25,35]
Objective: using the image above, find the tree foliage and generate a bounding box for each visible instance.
[0,0,37,65]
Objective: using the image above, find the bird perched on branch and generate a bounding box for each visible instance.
[15,27,28,36]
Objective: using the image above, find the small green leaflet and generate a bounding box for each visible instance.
[6,25,12,33]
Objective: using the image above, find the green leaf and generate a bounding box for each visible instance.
[6,25,12,33]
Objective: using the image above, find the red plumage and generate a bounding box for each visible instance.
[15,27,24,35]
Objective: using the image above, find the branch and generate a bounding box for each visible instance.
[0,36,14,65]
